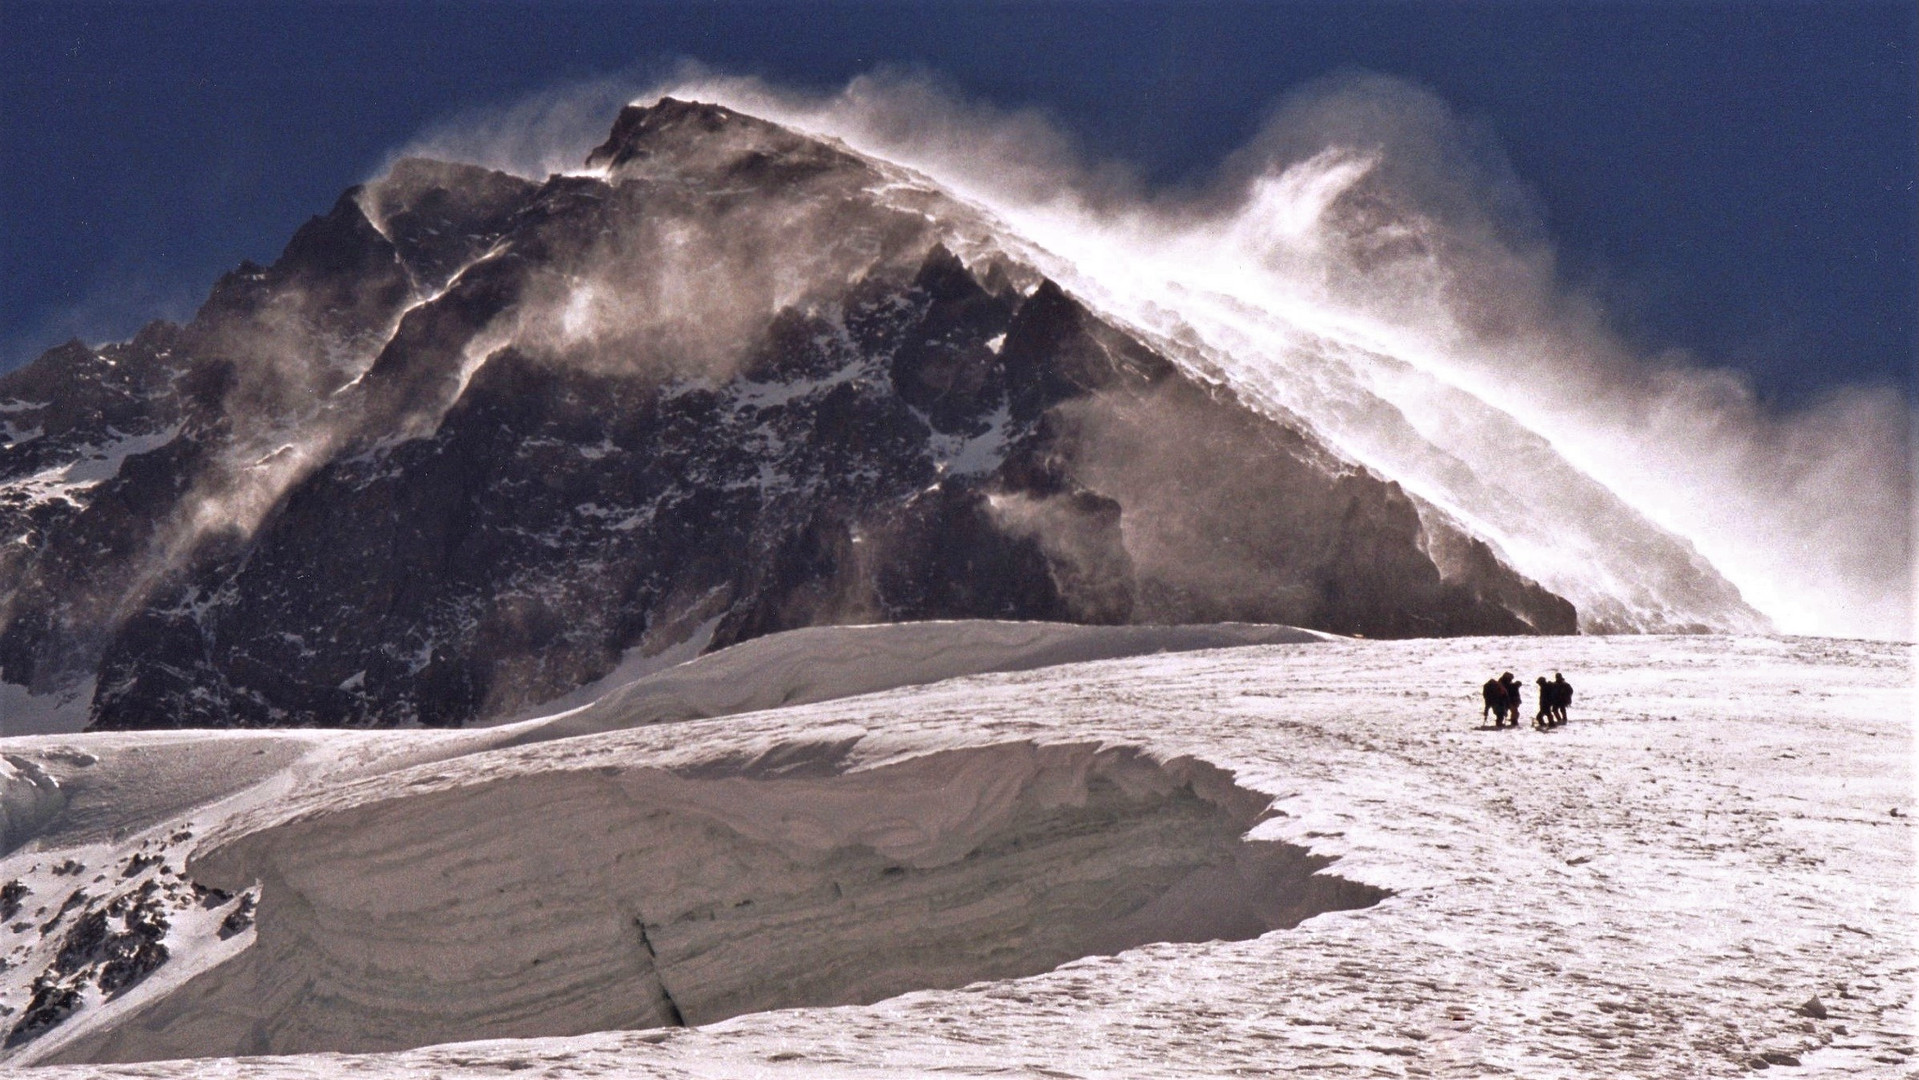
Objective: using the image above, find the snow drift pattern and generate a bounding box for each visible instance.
[50,741,1383,1063]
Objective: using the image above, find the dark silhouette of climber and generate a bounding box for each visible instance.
[1481,677,1507,727]
[1532,672,1573,728]
[1480,672,1522,728]
[1499,672,1522,728]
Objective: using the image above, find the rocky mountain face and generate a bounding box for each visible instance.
[0,99,1608,730]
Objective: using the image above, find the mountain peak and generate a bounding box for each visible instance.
[583,97,841,178]
[585,98,732,163]
[1,97,1778,734]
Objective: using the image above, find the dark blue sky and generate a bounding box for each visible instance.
[3,1,1913,405]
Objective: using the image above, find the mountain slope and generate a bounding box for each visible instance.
[0,99,1765,731]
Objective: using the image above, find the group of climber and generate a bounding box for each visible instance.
[1480,671,1572,729]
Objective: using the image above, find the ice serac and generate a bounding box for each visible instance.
[0,98,1760,731]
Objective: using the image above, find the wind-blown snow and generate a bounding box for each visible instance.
[856,156,1772,637]
[636,77,1910,640]
[0,623,1909,1077]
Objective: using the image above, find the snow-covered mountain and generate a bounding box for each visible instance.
[0,623,1908,1074]
[0,100,1764,733]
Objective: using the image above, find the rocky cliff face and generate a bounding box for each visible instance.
[1,99,1611,730]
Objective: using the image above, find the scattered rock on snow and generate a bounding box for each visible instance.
[194,883,234,908]
[40,889,89,932]
[51,895,171,997]
[5,976,82,1048]
[217,892,256,939]
[0,880,25,920]
[4,889,175,1048]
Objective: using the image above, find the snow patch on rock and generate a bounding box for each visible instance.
[3,426,181,508]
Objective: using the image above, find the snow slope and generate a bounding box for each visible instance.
[0,623,1911,1077]
[499,620,1333,744]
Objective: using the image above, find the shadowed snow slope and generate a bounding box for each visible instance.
[0,626,1911,1078]
[50,742,1380,1062]
[0,754,65,854]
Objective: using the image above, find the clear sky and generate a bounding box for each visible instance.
[2,1,1913,406]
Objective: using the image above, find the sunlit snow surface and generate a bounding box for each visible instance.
[0,622,1912,1077]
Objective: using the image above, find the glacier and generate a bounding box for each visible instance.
[0,621,1909,1074]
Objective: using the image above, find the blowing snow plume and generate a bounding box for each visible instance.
[0,79,1899,732]
[667,69,1913,640]
[6,89,1595,732]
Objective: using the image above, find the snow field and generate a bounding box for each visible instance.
[0,625,1911,1077]
[502,620,1332,744]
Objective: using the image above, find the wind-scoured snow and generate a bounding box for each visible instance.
[41,741,1376,1063]
[0,624,1908,1077]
